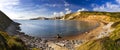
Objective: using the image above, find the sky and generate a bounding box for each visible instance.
[0,0,120,19]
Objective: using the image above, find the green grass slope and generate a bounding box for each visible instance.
[76,37,120,50]
[0,31,27,50]
[76,11,120,50]
[61,11,120,21]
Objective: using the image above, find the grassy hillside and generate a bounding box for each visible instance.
[61,11,120,22]
[76,21,120,50]
[72,11,120,50]
[0,31,27,50]
[0,10,27,50]
[76,37,120,50]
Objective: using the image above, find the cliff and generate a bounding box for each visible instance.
[62,11,112,21]
[0,11,26,50]
[76,21,120,50]
[67,11,120,50]
[0,11,13,31]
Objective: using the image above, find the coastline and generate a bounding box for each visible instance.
[5,22,54,50]
[4,20,112,50]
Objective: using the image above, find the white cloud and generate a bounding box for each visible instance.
[65,8,72,14]
[93,2,120,12]
[52,8,72,17]
[0,0,19,9]
[66,10,71,14]
[0,0,52,19]
[64,1,70,7]
[116,0,120,4]
[53,12,65,17]
[44,4,57,7]
[65,8,69,11]
[59,12,65,16]
[77,8,88,12]
[53,12,58,17]
[0,0,21,19]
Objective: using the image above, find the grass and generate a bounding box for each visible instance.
[76,37,120,50]
[0,31,27,50]
[0,10,27,50]
[32,48,41,50]
[110,21,120,40]
[75,11,120,50]
[1,10,120,50]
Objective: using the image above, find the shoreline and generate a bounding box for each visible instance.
[5,20,110,50]
[5,22,52,50]
[61,21,100,40]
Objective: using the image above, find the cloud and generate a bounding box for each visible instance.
[0,0,53,19]
[0,0,21,19]
[52,8,73,17]
[59,12,65,16]
[77,8,88,12]
[64,1,70,7]
[0,0,83,19]
[93,2,120,12]
[0,0,19,10]
[116,0,120,4]
[53,12,58,17]
[53,12,65,17]
[44,4,57,7]
[65,8,72,14]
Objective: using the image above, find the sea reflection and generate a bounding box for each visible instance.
[15,20,98,38]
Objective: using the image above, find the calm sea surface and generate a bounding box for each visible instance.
[15,20,99,39]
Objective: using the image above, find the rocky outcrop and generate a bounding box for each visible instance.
[0,11,13,30]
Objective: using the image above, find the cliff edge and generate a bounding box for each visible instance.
[0,10,26,50]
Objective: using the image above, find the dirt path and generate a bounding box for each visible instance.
[96,22,114,39]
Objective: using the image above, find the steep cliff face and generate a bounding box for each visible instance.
[0,11,13,30]
[0,11,26,50]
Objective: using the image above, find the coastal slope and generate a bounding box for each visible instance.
[62,11,120,50]
[0,11,27,50]
[30,11,120,50]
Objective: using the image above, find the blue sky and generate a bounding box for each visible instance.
[0,0,120,19]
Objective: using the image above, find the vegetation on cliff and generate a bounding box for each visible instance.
[0,31,27,50]
[0,10,27,50]
[73,11,120,50]
[76,21,120,50]
[61,11,120,21]
[1,10,120,50]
